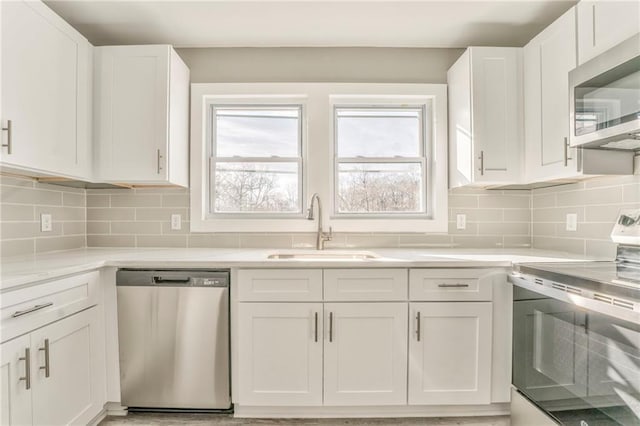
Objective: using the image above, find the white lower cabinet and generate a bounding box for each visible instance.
[236,268,509,413]
[237,303,323,406]
[0,334,32,425]
[324,303,407,406]
[408,302,493,405]
[0,307,104,425]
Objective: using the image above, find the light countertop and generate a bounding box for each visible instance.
[0,247,598,291]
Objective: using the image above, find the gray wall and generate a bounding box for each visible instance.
[176,47,464,83]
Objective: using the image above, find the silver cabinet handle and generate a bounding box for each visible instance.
[12,302,53,318]
[437,283,470,288]
[329,312,333,343]
[2,120,12,154]
[19,348,31,390]
[39,339,50,378]
[563,137,572,166]
[478,150,484,176]
[314,312,318,343]
[416,312,421,342]
[157,149,163,174]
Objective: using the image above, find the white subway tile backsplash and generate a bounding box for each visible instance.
[3,167,637,256]
[531,173,640,259]
[1,176,86,256]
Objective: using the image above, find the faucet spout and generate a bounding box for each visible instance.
[307,193,332,250]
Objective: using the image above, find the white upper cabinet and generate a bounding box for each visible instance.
[577,0,640,65]
[94,45,189,186]
[524,5,635,183]
[448,47,523,188]
[0,0,92,180]
[524,7,579,182]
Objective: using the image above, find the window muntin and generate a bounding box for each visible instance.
[210,105,303,214]
[334,106,428,215]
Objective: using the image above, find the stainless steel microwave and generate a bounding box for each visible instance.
[569,33,640,150]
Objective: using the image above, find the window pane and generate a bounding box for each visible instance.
[216,108,300,157]
[337,162,423,213]
[336,108,421,157]
[214,162,299,213]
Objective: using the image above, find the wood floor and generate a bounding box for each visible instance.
[99,413,511,425]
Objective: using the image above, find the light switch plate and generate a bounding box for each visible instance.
[40,213,52,232]
[566,213,578,232]
[456,214,466,230]
[171,214,182,230]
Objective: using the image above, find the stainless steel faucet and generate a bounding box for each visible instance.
[307,193,332,250]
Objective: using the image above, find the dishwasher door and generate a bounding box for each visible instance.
[116,270,230,410]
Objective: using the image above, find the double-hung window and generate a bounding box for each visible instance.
[210,105,303,215]
[191,83,447,233]
[334,105,429,216]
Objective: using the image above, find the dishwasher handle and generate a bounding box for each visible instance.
[153,276,190,284]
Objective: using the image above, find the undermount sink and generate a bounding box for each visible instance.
[267,251,380,260]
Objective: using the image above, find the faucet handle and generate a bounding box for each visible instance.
[325,227,333,241]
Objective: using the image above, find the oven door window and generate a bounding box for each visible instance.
[513,287,640,425]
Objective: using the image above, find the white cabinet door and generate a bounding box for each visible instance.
[0,335,32,426]
[448,47,523,187]
[512,299,588,401]
[237,303,323,406]
[470,48,523,184]
[94,45,189,186]
[409,302,492,405]
[524,7,578,182]
[30,308,103,425]
[324,303,407,406]
[577,0,640,65]
[0,0,92,179]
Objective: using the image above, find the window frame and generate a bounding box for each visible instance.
[208,104,305,218]
[190,83,447,233]
[333,104,429,217]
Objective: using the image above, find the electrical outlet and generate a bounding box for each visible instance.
[456,214,466,230]
[40,213,52,232]
[171,214,182,230]
[566,213,578,232]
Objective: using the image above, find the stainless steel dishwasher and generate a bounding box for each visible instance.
[116,269,231,410]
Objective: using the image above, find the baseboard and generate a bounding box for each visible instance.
[234,403,510,418]
[105,401,128,416]
[88,409,107,426]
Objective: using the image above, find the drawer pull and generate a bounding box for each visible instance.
[12,302,53,318]
[39,339,50,378]
[437,284,470,288]
[416,312,421,342]
[19,348,30,390]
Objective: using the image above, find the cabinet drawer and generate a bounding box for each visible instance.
[410,269,503,301]
[324,269,407,301]
[237,269,323,301]
[1,271,100,342]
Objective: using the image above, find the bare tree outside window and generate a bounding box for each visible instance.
[211,106,302,214]
[335,106,427,215]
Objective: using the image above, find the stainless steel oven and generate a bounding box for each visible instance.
[511,209,640,425]
[569,33,640,150]
[512,282,640,425]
